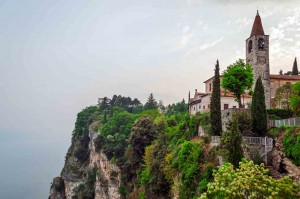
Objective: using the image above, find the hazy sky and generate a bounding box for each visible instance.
[1,1,300,198]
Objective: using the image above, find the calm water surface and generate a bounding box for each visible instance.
[0,129,70,199]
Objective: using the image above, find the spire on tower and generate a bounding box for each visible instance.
[250,10,265,36]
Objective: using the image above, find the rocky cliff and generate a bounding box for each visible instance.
[270,132,300,183]
[49,129,121,199]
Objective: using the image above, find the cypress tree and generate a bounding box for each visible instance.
[251,76,267,136]
[210,60,222,136]
[292,57,299,75]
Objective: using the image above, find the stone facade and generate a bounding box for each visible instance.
[246,34,271,109]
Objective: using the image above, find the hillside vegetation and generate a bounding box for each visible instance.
[65,94,300,199]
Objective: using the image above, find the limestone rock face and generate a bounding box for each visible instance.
[89,131,121,199]
[49,129,121,199]
[270,133,300,184]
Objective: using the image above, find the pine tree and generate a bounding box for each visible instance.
[210,60,222,135]
[144,93,158,110]
[292,57,299,75]
[251,76,267,136]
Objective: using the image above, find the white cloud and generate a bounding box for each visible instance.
[170,25,195,51]
[184,36,224,57]
[269,8,300,72]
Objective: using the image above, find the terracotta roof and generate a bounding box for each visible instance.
[250,11,265,36]
[220,91,252,98]
[270,74,300,80]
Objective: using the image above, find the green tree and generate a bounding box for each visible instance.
[221,118,243,168]
[144,93,158,110]
[158,100,166,113]
[292,57,299,75]
[274,83,293,109]
[290,82,300,116]
[210,60,222,136]
[221,59,254,108]
[251,76,267,136]
[97,110,137,159]
[129,116,157,168]
[165,99,188,116]
[200,159,300,199]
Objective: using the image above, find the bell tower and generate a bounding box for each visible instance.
[246,10,270,108]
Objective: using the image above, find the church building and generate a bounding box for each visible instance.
[189,11,300,115]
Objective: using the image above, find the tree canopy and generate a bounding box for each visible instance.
[221,59,254,108]
[290,82,300,116]
[274,83,293,109]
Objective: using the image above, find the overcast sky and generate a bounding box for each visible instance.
[1,1,300,196]
[2,0,300,140]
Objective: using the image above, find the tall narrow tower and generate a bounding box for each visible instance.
[246,10,270,108]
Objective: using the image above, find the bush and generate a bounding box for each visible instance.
[267,109,293,119]
[283,127,300,165]
[200,159,300,199]
[227,110,252,134]
[75,132,90,163]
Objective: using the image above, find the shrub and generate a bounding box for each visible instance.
[227,110,252,134]
[200,159,300,199]
[267,109,293,119]
[283,127,300,166]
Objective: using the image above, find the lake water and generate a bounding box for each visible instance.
[0,129,70,198]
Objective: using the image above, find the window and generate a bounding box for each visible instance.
[208,104,210,108]
[194,106,195,111]
[203,106,205,110]
[286,82,291,85]
[224,104,229,110]
[248,40,253,53]
[209,83,212,92]
[258,38,265,50]
[199,105,201,109]
[233,106,237,109]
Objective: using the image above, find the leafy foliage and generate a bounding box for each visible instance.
[200,159,300,199]
[75,132,90,163]
[290,82,300,116]
[283,127,300,166]
[221,118,243,168]
[130,115,157,167]
[73,106,100,138]
[95,110,137,159]
[267,108,293,119]
[210,60,222,136]
[251,76,267,136]
[165,99,188,116]
[172,141,204,198]
[221,59,254,108]
[227,110,252,135]
[274,83,293,109]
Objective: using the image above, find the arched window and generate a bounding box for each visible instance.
[248,40,253,53]
[258,38,265,50]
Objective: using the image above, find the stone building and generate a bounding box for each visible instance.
[189,10,300,115]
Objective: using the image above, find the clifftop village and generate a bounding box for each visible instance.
[50,10,300,199]
[188,10,300,115]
